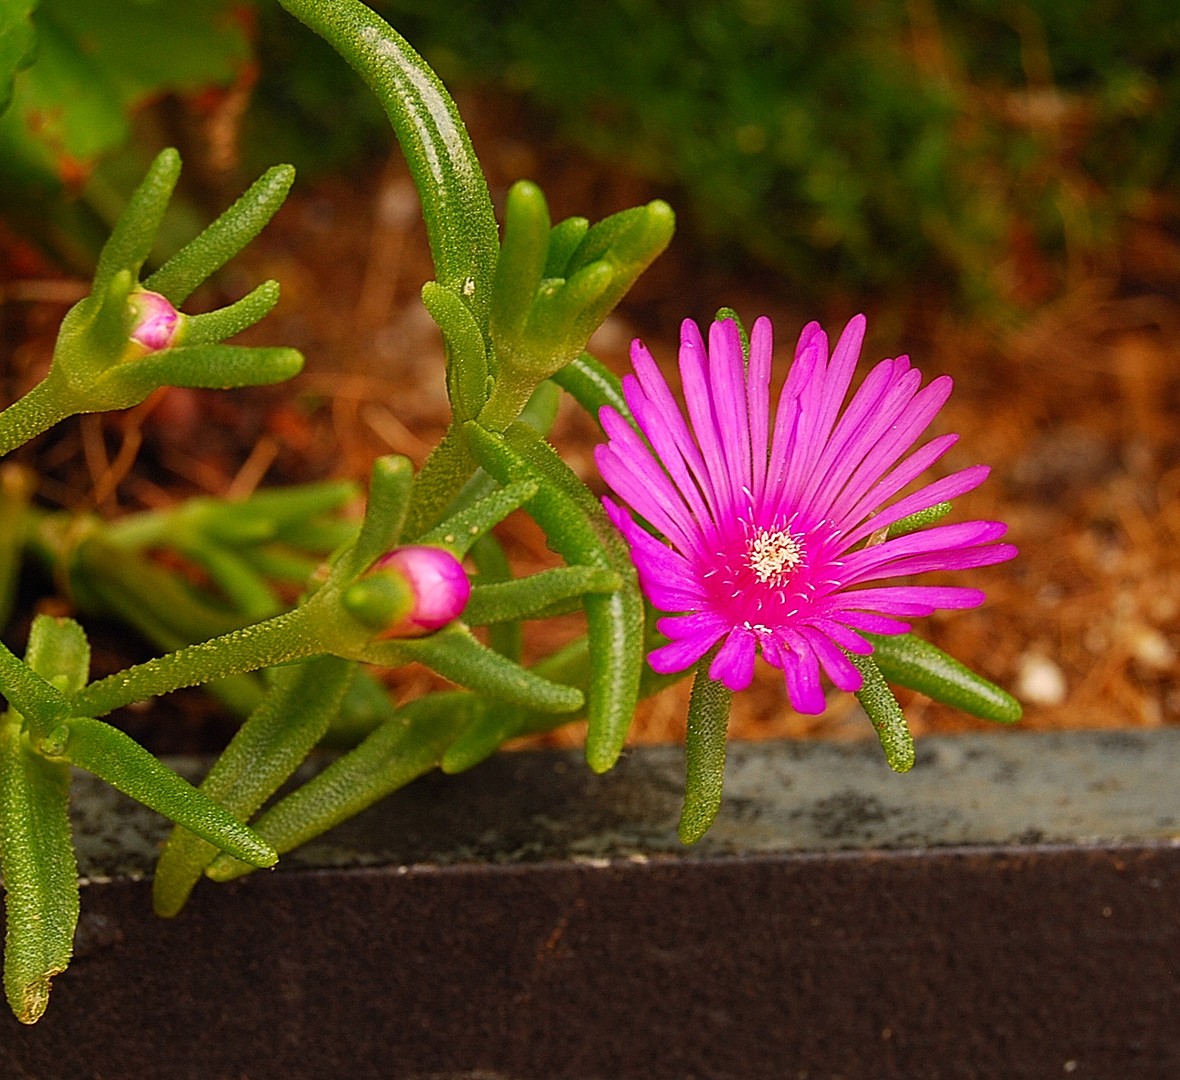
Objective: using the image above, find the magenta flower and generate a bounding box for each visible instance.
[595,315,1016,714]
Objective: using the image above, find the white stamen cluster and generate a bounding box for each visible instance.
[747,527,804,585]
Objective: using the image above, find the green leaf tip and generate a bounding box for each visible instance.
[847,651,915,773]
[868,632,1022,725]
[677,658,733,843]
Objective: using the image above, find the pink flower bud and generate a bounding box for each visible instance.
[372,545,470,636]
[127,289,181,352]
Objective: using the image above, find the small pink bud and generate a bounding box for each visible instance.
[127,289,181,352]
[373,545,470,636]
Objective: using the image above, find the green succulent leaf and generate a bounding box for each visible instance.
[0,640,73,743]
[146,164,295,305]
[421,280,491,421]
[464,420,644,772]
[42,715,276,868]
[91,147,180,295]
[490,179,552,348]
[847,650,915,773]
[868,631,1022,724]
[543,216,590,278]
[153,656,356,918]
[179,280,281,346]
[107,343,304,399]
[0,722,77,1025]
[439,637,595,775]
[466,533,521,662]
[277,0,498,325]
[551,351,632,427]
[344,454,415,574]
[361,624,584,714]
[885,501,953,540]
[206,691,474,883]
[464,565,621,625]
[416,478,538,557]
[678,658,733,845]
[23,615,89,696]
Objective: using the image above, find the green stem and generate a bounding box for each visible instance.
[0,375,75,457]
[477,374,536,433]
[0,642,72,742]
[71,607,325,718]
[402,425,478,538]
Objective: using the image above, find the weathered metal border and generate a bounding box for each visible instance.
[2,729,1178,1078]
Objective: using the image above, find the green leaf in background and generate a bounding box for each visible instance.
[0,0,249,181]
[0,0,37,117]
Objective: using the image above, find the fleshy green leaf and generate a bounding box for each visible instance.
[24,615,89,696]
[678,659,733,844]
[91,147,180,294]
[868,632,1022,724]
[885,501,953,540]
[277,0,498,324]
[44,716,277,868]
[421,280,490,421]
[464,565,620,625]
[439,637,594,774]
[543,216,590,278]
[551,351,632,427]
[847,650,915,773]
[146,165,295,305]
[107,343,304,399]
[179,280,281,346]
[344,454,414,572]
[153,657,356,917]
[0,640,73,743]
[466,533,521,662]
[465,420,644,773]
[361,624,584,714]
[206,692,474,882]
[490,180,552,348]
[416,478,538,557]
[0,723,77,1025]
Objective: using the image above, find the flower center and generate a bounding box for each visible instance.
[747,527,804,585]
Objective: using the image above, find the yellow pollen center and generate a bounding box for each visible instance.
[748,528,804,584]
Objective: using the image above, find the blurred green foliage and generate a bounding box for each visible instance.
[381,0,1179,306]
[0,0,251,266]
[2,0,1177,307]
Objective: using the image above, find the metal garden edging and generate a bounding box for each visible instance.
[2,728,1178,1078]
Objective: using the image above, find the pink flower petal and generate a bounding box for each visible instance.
[709,626,757,691]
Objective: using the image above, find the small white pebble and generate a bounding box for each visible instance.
[1127,624,1176,671]
[1016,652,1068,706]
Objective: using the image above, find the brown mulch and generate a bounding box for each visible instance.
[2,92,1178,756]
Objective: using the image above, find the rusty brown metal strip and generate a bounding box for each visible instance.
[2,730,1178,1077]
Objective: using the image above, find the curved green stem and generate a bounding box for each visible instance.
[276,0,498,325]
